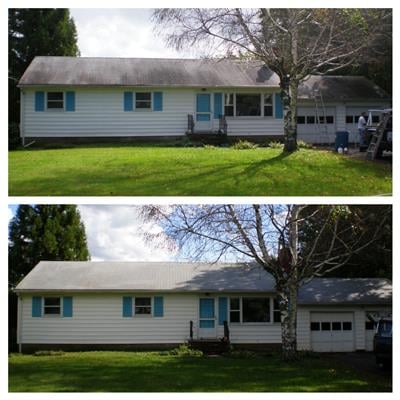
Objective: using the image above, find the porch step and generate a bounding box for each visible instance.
[186,132,228,145]
[188,339,230,354]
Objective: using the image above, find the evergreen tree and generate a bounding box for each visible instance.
[8,205,90,288]
[9,9,80,127]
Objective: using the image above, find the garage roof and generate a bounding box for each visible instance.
[16,261,392,305]
[18,57,390,101]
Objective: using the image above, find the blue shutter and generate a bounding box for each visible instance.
[122,296,132,317]
[66,92,75,111]
[63,296,73,317]
[153,296,164,317]
[274,92,283,119]
[153,92,163,111]
[218,297,228,325]
[214,93,223,119]
[32,296,42,317]
[35,91,45,111]
[124,92,133,111]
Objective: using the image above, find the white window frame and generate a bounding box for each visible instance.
[228,296,278,325]
[224,92,275,118]
[134,296,153,317]
[43,296,62,317]
[262,93,274,118]
[224,93,235,117]
[135,92,153,111]
[46,91,65,111]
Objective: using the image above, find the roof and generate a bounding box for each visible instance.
[15,261,392,305]
[18,57,280,88]
[18,57,390,101]
[298,278,392,305]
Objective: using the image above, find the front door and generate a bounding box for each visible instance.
[196,94,212,131]
[198,298,216,339]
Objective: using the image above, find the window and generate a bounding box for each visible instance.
[242,297,270,323]
[342,321,352,331]
[47,92,64,109]
[332,322,342,331]
[273,299,281,323]
[135,297,151,315]
[229,297,240,323]
[346,115,354,124]
[321,322,331,331]
[297,116,306,124]
[44,297,61,315]
[236,94,261,116]
[307,115,315,124]
[326,116,334,124]
[224,93,234,116]
[319,116,325,124]
[135,93,151,109]
[310,322,320,331]
[263,94,273,117]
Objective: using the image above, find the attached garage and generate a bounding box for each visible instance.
[310,312,355,352]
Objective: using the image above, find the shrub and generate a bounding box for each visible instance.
[267,141,284,149]
[232,140,258,150]
[34,350,65,357]
[164,344,203,357]
[225,349,260,358]
[203,144,218,150]
[297,140,313,149]
[9,122,20,150]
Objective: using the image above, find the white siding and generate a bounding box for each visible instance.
[296,308,310,351]
[22,87,284,138]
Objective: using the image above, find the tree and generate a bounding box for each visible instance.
[142,204,391,360]
[8,9,79,125]
[8,205,90,288]
[153,8,392,152]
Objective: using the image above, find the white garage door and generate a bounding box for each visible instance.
[310,312,355,352]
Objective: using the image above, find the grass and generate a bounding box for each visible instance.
[8,351,391,392]
[8,145,392,196]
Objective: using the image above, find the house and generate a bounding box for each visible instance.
[18,57,391,144]
[15,261,392,353]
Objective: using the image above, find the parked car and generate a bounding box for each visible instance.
[366,109,392,157]
[374,317,392,369]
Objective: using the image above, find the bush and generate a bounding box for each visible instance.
[297,140,313,149]
[9,122,20,150]
[225,349,260,359]
[267,141,284,149]
[34,350,65,357]
[203,144,218,150]
[232,140,258,150]
[164,344,203,357]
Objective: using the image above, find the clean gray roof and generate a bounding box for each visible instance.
[15,261,392,305]
[18,57,390,101]
[18,57,279,88]
[298,278,392,305]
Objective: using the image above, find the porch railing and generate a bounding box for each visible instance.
[223,320,230,342]
[189,320,194,340]
[219,115,227,134]
[187,114,195,134]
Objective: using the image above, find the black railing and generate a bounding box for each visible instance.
[189,320,194,340]
[187,114,195,134]
[223,320,230,342]
[219,115,227,134]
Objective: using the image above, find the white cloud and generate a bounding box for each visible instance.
[78,205,176,261]
[71,9,192,58]
[8,207,14,223]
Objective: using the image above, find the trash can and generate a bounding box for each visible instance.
[335,131,349,151]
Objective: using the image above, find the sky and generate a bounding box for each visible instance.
[8,205,176,262]
[70,8,192,58]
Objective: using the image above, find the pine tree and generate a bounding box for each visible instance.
[8,205,90,287]
[9,9,80,127]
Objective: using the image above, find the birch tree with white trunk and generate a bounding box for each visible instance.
[141,204,391,360]
[153,8,392,152]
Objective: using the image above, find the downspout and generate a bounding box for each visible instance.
[17,293,22,353]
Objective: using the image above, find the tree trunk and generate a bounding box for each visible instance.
[281,78,299,153]
[277,280,298,361]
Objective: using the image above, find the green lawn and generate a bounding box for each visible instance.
[8,146,391,196]
[8,351,391,392]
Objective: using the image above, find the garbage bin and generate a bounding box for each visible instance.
[335,131,349,151]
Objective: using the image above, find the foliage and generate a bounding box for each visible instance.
[9,9,80,124]
[267,141,284,149]
[203,144,218,149]
[34,350,65,357]
[9,147,392,196]
[163,344,203,357]
[297,140,313,149]
[232,140,258,150]
[8,351,391,392]
[8,205,90,288]
[9,122,20,150]
[225,349,260,359]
